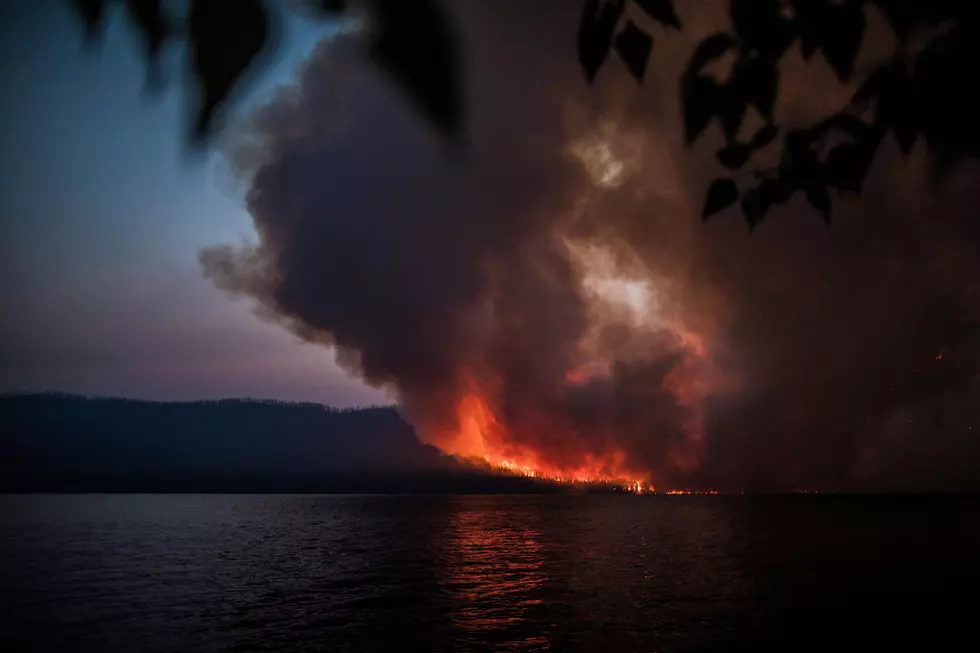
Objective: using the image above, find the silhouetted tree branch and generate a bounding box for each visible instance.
[69,0,461,143]
[582,0,980,229]
[70,0,980,229]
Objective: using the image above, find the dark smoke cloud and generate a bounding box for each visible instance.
[202,0,980,491]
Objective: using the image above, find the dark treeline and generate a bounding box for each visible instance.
[0,394,554,493]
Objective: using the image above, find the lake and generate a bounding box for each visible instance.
[2,494,978,652]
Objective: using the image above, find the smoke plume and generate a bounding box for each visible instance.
[202,0,980,491]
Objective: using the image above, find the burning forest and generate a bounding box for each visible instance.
[202,1,980,493]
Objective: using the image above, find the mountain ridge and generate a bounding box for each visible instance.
[0,393,554,493]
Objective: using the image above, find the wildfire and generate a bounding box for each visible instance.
[443,386,655,492]
[437,385,733,494]
[438,382,735,495]
[412,240,726,496]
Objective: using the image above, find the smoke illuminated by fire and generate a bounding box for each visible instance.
[201,0,980,494]
[415,238,720,492]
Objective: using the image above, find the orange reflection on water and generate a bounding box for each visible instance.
[440,500,551,649]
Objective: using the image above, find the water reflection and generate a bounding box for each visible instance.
[421,495,766,651]
[437,497,552,651]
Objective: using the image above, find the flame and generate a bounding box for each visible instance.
[447,385,653,491]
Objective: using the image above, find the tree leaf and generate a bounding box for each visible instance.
[748,123,779,150]
[368,0,463,135]
[766,176,796,204]
[732,55,779,119]
[831,113,877,144]
[633,0,682,29]
[740,187,765,230]
[793,0,834,60]
[730,0,795,57]
[124,0,174,89]
[188,0,272,143]
[890,106,920,153]
[805,183,832,223]
[782,128,822,179]
[313,0,347,13]
[578,0,625,83]
[71,0,109,46]
[295,0,347,19]
[852,61,900,108]
[820,2,865,82]
[823,142,873,193]
[687,32,737,74]
[717,88,747,141]
[703,177,739,220]
[743,177,797,229]
[717,143,751,169]
[614,20,653,83]
[683,75,723,143]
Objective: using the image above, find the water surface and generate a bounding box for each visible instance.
[2,494,977,652]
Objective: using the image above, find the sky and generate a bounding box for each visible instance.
[0,0,387,406]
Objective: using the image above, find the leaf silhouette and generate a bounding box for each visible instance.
[578,0,625,83]
[732,55,779,118]
[851,60,899,107]
[717,88,747,141]
[687,32,737,73]
[910,34,976,165]
[769,176,796,204]
[124,0,173,90]
[740,179,785,230]
[71,0,108,46]
[851,61,921,153]
[614,20,653,83]
[633,0,682,29]
[823,142,873,193]
[740,188,764,230]
[717,143,751,169]
[683,75,723,143]
[730,0,795,57]
[830,113,878,144]
[890,106,920,153]
[805,183,832,223]
[759,176,798,224]
[368,0,463,135]
[703,177,739,220]
[311,0,347,13]
[65,0,980,229]
[782,128,822,179]
[187,0,272,143]
[681,33,742,144]
[820,2,865,82]
[794,0,831,60]
[748,122,779,150]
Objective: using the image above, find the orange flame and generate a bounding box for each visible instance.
[444,384,655,492]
